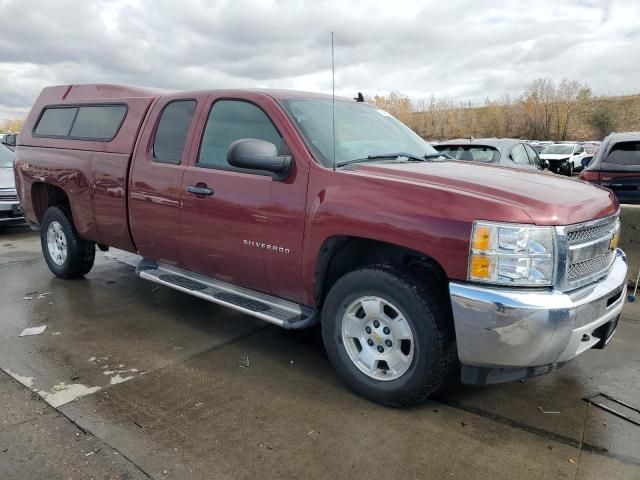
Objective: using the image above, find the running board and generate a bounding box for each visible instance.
[135,260,317,330]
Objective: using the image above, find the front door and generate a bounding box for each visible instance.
[179,96,287,293]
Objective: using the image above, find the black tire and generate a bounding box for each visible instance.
[321,265,455,407]
[566,163,573,176]
[40,205,95,278]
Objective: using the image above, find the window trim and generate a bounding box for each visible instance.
[32,103,128,142]
[195,97,285,175]
[150,98,198,165]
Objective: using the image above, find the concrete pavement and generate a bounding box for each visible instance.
[1,226,639,479]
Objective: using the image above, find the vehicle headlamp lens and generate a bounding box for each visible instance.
[468,222,555,286]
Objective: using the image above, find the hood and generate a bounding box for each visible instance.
[0,168,16,189]
[350,161,617,226]
[540,153,571,160]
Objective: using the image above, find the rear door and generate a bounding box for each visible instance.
[129,93,207,265]
[599,141,640,205]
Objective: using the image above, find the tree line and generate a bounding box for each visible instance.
[369,78,635,141]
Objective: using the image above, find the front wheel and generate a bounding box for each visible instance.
[321,266,455,406]
[40,206,95,278]
[565,163,574,176]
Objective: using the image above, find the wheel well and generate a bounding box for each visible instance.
[31,183,70,223]
[315,236,449,307]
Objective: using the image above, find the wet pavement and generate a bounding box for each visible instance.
[1,226,639,479]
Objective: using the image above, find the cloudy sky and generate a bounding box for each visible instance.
[0,0,638,121]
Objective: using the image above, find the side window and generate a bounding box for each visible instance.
[574,146,584,154]
[152,100,197,164]
[70,105,127,140]
[510,144,530,165]
[34,107,78,136]
[34,104,127,140]
[524,144,542,168]
[198,100,281,171]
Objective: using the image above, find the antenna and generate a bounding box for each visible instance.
[331,31,336,172]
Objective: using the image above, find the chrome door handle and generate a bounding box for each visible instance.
[187,185,214,196]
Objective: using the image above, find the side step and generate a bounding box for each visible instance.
[135,260,317,330]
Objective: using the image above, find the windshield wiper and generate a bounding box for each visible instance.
[336,152,449,168]
[425,152,453,159]
[366,152,429,162]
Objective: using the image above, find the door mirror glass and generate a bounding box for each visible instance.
[227,139,292,179]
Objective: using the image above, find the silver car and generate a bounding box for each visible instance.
[0,139,24,225]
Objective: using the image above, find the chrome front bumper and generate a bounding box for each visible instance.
[449,249,627,382]
[0,199,24,223]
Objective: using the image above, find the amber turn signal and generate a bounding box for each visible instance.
[469,255,491,279]
[472,225,491,251]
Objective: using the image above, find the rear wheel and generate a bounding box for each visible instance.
[40,206,95,278]
[321,266,455,406]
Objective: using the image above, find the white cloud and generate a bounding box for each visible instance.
[0,0,638,121]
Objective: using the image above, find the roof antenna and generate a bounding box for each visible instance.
[331,31,336,172]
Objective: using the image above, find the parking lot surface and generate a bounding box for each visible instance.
[1,227,639,479]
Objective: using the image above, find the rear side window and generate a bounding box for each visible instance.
[152,100,197,164]
[198,100,281,171]
[34,107,77,136]
[510,144,530,165]
[605,141,640,165]
[69,105,127,140]
[34,104,127,140]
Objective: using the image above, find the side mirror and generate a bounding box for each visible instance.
[227,138,292,180]
[581,156,593,168]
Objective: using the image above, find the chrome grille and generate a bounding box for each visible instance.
[567,217,616,245]
[0,194,18,201]
[567,252,614,280]
[558,214,619,290]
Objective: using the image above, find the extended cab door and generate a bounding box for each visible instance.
[129,93,208,265]
[179,93,310,299]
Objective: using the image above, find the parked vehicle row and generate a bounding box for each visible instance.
[539,143,588,176]
[13,84,627,406]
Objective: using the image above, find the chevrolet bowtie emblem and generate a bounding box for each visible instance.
[610,233,620,251]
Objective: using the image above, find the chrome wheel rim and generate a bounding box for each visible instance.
[341,296,415,381]
[46,221,67,266]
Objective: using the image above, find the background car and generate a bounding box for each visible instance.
[0,137,24,226]
[580,132,640,205]
[539,143,587,176]
[433,138,545,171]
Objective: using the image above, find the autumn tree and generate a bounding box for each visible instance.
[368,92,412,124]
[0,118,24,133]
[588,102,618,139]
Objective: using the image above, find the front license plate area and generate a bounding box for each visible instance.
[593,315,620,349]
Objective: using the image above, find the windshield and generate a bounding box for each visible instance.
[0,144,14,168]
[280,99,439,167]
[435,145,499,163]
[542,144,574,155]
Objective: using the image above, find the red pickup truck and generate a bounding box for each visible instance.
[15,84,628,406]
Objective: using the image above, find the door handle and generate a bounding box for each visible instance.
[187,184,214,196]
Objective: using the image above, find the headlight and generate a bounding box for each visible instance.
[468,221,555,286]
